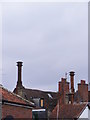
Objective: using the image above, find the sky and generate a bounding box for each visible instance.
[2,2,88,92]
[0,4,2,85]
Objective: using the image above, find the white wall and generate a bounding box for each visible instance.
[79,106,89,119]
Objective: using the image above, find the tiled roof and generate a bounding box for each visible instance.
[0,86,34,106]
[25,88,58,111]
[50,103,87,119]
[14,88,58,111]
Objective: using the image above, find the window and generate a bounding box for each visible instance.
[40,98,44,108]
[4,115,14,120]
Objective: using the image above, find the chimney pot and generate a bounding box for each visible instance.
[81,80,85,84]
[17,61,23,66]
[69,71,75,76]
[61,78,66,82]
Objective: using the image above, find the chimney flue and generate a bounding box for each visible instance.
[17,61,23,88]
[70,71,75,93]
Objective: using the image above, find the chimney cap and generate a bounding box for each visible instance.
[69,71,75,76]
[17,61,23,66]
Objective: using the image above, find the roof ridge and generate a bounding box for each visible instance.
[25,88,57,93]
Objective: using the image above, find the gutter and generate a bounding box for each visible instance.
[2,99,34,109]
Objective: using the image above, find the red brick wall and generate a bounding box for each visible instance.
[2,104,32,119]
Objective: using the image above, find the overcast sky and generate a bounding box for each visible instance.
[2,2,88,92]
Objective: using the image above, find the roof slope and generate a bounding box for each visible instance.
[50,103,87,119]
[20,88,58,111]
[0,86,34,107]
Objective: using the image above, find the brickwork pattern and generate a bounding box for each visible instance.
[2,104,32,119]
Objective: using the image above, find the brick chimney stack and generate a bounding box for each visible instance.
[58,78,69,104]
[78,80,88,102]
[70,71,75,93]
[16,61,23,88]
[69,71,75,104]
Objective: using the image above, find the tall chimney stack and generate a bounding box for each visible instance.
[16,61,23,88]
[70,71,75,93]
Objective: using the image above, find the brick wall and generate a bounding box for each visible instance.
[2,104,32,119]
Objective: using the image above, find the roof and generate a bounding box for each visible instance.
[14,87,58,111]
[50,103,87,119]
[24,88,58,111]
[0,85,34,107]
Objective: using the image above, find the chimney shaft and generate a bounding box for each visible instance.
[17,61,23,88]
[70,71,75,93]
[58,81,61,92]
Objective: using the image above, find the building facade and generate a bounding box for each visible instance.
[0,85,34,119]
